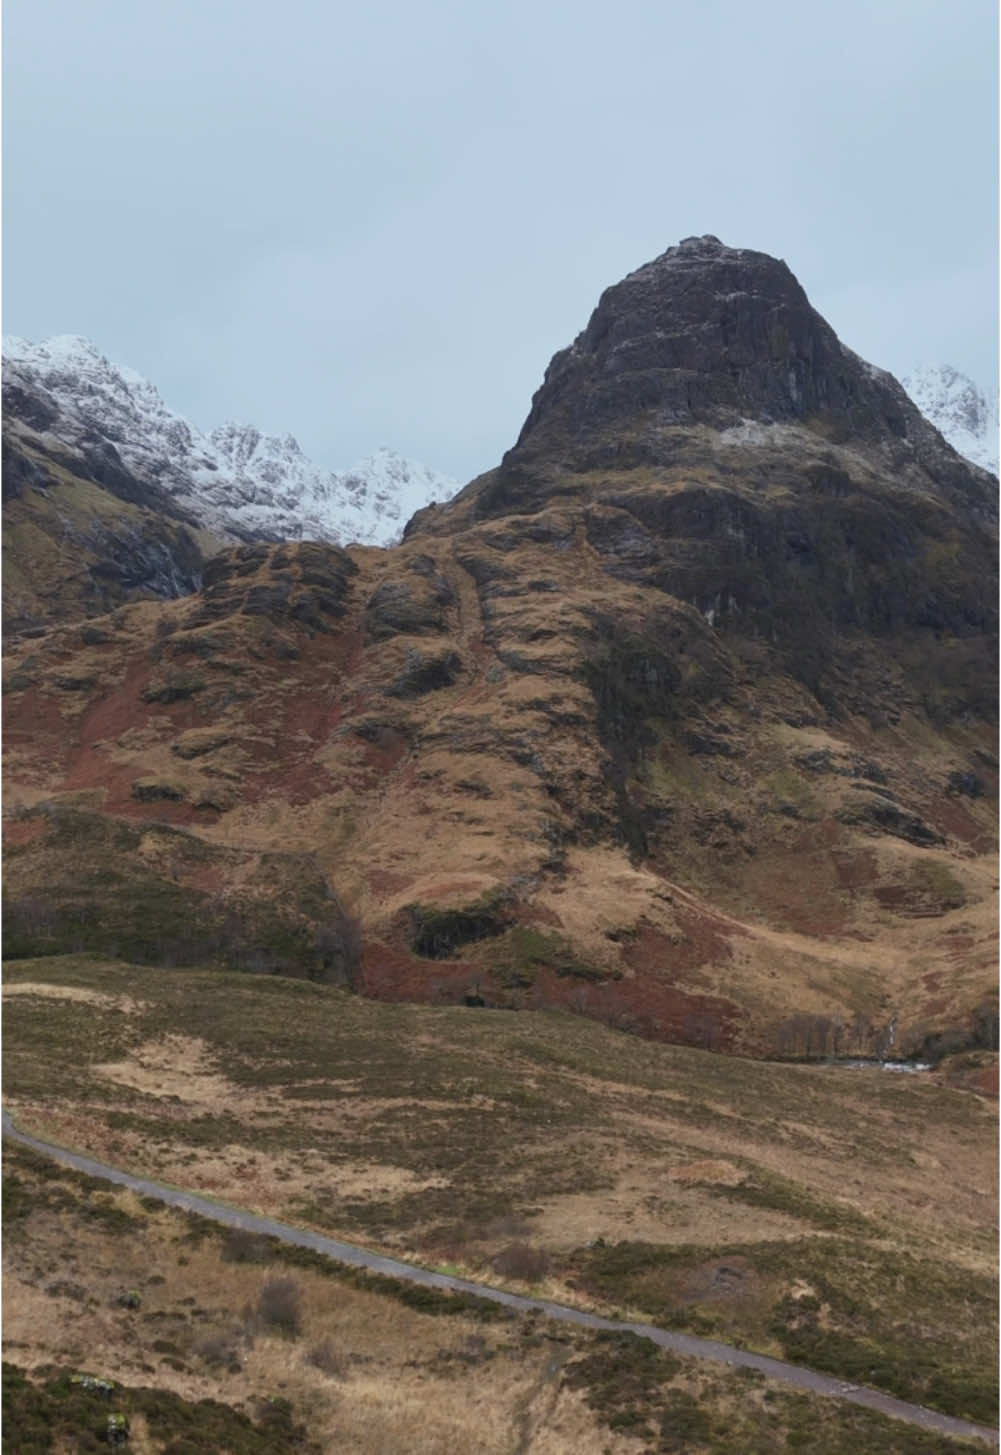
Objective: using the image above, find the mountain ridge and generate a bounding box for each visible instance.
[3,333,458,548]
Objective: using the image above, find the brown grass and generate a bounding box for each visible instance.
[2,1145,639,1455]
[7,1143,985,1454]
[5,961,996,1260]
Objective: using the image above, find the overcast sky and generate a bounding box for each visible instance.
[4,0,998,482]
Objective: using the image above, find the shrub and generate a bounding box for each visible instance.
[491,1243,551,1283]
[483,1215,533,1241]
[193,1331,241,1369]
[408,891,513,958]
[312,909,363,989]
[131,777,187,803]
[305,1342,346,1377]
[141,670,205,703]
[490,926,613,984]
[255,1277,302,1339]
[221,1229,273,1265]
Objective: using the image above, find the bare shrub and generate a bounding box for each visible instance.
[221,1228,273,1264]
[491,1243,551,1283]
[194,1330,240,1367]
[256,1276,302,1338]
[306,1341,347,1377]
[46,1280,86,1302]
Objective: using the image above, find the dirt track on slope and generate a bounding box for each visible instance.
[3,1108,996,1447]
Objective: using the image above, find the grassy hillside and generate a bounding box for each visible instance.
[4,529,996,1058]
[4,955,996,1431]
[6,1139,987,1455]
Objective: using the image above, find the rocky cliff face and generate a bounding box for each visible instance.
[4,239,996,1060]
[505,236,975,471]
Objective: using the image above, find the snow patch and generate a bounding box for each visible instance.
[716,419,806,448]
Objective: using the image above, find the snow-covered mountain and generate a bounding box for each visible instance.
[901,365,998,475]
[2,335,459,545]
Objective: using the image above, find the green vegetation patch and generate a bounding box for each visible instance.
[562,1345,986,1455]
[407,889,514,958]
[177,1210,511,1322]
[569,1237,998,1425]
[1,1362,320,1455]
[3,810,359,983]
[907,859,967,911]
[705,1168,874,1234]
[563,1330,682,1436]
[3,1147,147,1237]
[762,768,822,820]
[487,925,617,985]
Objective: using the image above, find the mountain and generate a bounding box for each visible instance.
[902,364,999,474]
[2,335,457,634]
[4,335,457,545]
[4,237,997,1064]
[3,350,211,639]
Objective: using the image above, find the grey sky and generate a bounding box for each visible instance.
[4,0,997,482]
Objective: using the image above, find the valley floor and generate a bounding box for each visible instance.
[3,955,997,1453]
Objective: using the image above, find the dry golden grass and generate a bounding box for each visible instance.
[1,981,147,1014]
[5,964,996,1452]
[3,1147,640,1455]
[94,1034,235,1102]
[4,958,996,1288]
[7,1141,989,1455]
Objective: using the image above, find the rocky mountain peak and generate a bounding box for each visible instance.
[511,237,922,465]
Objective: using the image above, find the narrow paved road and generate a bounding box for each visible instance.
[3,1109,996,1446]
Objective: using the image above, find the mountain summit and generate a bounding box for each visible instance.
[3,334,458,632]
[416,237,991,544]
[510,235,964,463]
[413,235,994,667]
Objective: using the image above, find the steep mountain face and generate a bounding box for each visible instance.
[412,236,995,718]
[4,239,997,1062]
[902,364,999,474]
